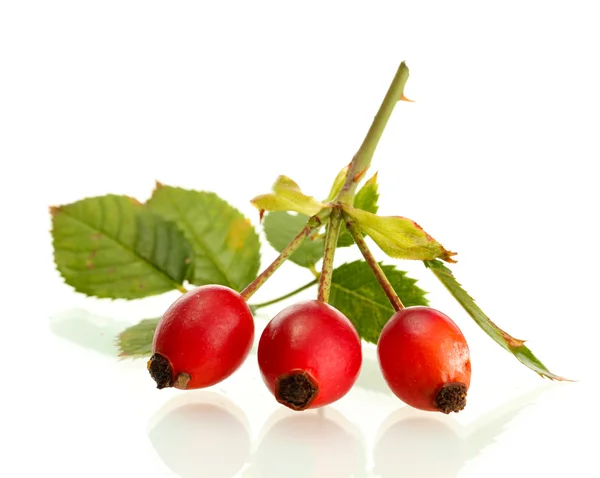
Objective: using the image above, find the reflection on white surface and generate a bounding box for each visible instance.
[49,308,129,356]
[353,346,393,396]
[245,407,366,478]
[373,384,552,478]
[48,308,566,478]
[375,414,463,477]
[148,392,251,478]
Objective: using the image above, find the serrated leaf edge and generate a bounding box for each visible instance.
[51,195,189,299]
[424,259,570,381]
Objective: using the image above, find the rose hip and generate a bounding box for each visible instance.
[377,306,471,413]
[148,285,254,390]
[258,300,362,410]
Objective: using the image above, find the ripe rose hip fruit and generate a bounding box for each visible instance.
[148,285,254,390]
[258,300,362,411]
[377,306,471,414]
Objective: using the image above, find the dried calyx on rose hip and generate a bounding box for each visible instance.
[148,285,254,390]
[258,300,362,411]
[377,306,472,414]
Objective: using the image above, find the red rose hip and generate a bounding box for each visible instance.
[258,300,362,411]
[377,306,471,413]
[148,285,254,390]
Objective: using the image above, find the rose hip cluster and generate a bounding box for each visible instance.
[148,284,471,413]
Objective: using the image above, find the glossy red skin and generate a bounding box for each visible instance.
[377,306,471,411]
[152,285,254,389]
[258,300,362,409]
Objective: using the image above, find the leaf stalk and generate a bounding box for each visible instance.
[250,279,319,310]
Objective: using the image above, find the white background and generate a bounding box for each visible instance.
[1,1,599,477]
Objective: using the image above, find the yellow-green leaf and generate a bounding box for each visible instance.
[325,164,351,202]
[343,206,456,262]
[354,173,380,212]
[250,175,326,217]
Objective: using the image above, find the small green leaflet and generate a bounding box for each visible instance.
[250,175,326,217]
[424,259,567,381]
[118,318,160,357]
[147,184,261,292]
[344,206,456,262]
[338,173,379,247]
[52,195,192,299]
[329,260,429,343]
[263,212,325,268]
[354,172,380,212]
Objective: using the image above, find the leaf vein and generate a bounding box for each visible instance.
[166,192,237,289]
[330,283,392,312]
[57,208,181,289]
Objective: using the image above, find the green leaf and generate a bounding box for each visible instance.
[118,318,160,357]
[424,259,567,381]
[338,173,380,247]
[263,211,324,268]
[250,175,327,217]
[51,195,192,299]
[343,206,456,262]
[146,184,261,292]
[354,172,380,212]
[329,260,429,343]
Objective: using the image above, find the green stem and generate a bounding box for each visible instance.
[241,215,323,301]
[344,211,404,311]
[336,61,410,205]
[308,263,320,279]
[250,279,318,310]
[317,207,343,303]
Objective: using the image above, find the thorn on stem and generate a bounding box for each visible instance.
[353,167,368,183]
